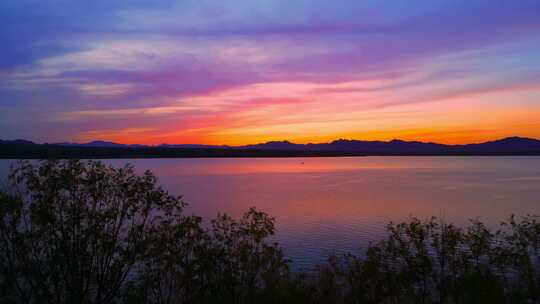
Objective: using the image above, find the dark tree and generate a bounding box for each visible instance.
[0,160,190,304]
[3,160,540,304]
[0,160,292,304]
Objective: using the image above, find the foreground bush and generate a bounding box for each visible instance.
[1,160,540,303]
[0,160,293,304]
[314,217,540,303]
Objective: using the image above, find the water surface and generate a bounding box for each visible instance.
[1,157,539,269]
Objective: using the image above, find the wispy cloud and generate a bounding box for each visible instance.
[1,0,540,143]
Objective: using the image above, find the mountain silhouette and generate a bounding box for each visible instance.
[56,140,147,148]
[237,137,540,154]
[1,137,540,158]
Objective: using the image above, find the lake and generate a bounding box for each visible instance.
[1,156,540,270]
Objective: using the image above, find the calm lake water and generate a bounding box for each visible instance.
[1,157,540,269]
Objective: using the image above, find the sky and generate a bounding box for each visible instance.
[1,0,540,145]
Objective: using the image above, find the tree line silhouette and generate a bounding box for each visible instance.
[1,160,540,303]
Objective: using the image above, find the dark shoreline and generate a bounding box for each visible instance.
[3,136,540,158]
[2,145,540,159]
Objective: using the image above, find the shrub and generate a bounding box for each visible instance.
[2,160,540,304]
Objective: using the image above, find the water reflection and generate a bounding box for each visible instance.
[1,157,539,269]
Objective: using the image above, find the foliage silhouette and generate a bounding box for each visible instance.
[1,160,540,303]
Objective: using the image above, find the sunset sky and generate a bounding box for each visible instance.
[1,0,540,145]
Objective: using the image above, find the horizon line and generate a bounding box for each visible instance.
[4,135,539,147]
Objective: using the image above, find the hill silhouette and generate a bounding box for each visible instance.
[1,137,540,158]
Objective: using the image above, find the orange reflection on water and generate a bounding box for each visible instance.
[128,156,483,176]
[101,157,540,267]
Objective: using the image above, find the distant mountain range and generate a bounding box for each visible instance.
[1,137,540,158]
[240,137,540,154]
[52,136,540,153]
[55,140,148,148]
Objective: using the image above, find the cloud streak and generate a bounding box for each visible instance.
[1,0,540,143]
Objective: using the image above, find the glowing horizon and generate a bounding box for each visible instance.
[1,1,540,145]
